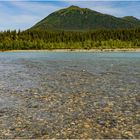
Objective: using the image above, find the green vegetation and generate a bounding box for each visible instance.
[31,5,140,31]
[0,5,140,51]
[0,28,140,51]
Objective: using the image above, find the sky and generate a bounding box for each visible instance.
[0,1,140,31]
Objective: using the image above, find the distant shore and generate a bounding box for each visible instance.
[2,48,140,52]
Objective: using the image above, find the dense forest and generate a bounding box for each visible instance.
[0,28,140,51]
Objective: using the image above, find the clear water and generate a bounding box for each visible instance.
[0,52,140,138]
[0,52,140,92]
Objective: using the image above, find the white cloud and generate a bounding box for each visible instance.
[0,1,63,31]
[9,1,62,15]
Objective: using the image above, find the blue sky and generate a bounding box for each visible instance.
[0,1,140,31]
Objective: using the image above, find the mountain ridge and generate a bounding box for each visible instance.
[31,5,140,31]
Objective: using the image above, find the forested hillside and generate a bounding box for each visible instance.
[0,28,140,51]
[32,5,140,31]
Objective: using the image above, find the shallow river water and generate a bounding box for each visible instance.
[0,52,140,138]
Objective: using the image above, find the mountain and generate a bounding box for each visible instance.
[122,16,140,26]
[31,5,140,31]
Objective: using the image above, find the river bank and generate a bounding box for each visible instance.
[2,48,140,52]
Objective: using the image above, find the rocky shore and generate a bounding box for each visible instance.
[3,48,140,52]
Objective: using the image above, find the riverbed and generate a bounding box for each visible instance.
[0,52,140,138]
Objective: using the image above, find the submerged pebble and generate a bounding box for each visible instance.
[0,52,140,139]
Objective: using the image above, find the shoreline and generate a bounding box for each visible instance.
[1,48,140,52]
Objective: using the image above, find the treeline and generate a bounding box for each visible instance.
[0,28,140,50]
